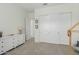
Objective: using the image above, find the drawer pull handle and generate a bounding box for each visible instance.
[1,50,3,52]
[1,46,3,48]
[1,42,3,43]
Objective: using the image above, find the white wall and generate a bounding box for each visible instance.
[34,4,79,45]
[35,4,79,25]
[30,12,35,38]
[26,11,35,40]
[0,4,27,36]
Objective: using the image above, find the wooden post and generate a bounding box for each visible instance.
[67,30,72,47]
[69,31,72,47]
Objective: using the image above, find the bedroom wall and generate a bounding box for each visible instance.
[35,4,79,25]
[34,3,79,45]
[0,4,27,36]
[26,11,35,40]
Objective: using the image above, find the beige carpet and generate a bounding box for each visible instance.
[5,39,78,55]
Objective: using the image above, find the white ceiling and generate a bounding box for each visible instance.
[16,3,63,12]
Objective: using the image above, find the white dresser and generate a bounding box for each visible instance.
[0,34,25,54]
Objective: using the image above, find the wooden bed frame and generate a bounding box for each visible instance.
[67,22,79,47]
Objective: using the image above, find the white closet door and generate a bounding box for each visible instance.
[39,15,59,44]
[38,13,71,45]
[58,13,71,45]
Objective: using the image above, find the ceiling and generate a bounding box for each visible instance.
[16,3,63,12]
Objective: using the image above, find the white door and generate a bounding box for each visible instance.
[37,12,71,45]
[58,13,72,44]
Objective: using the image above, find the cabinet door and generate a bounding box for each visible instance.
[18,34,25,44]
[15,34,25,46]
[13,35,18,47]
[0,45,4,54]
[0,38,4,54]
[2,36,14,52]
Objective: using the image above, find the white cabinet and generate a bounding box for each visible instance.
[18,34,25,45]
[0,34,25,54]
[0,38,4,54]
[13,35,18,47]
[2,36,14,52]
[13,34,25,47]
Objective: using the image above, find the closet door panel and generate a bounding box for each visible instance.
[39,15,59,44]
[58,13,71,45]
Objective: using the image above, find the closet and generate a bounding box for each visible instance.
[35,12,72,45]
